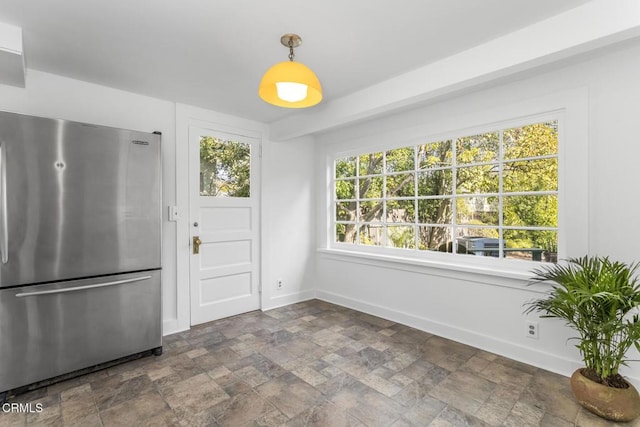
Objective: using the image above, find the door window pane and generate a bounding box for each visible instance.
[200,136,250,197]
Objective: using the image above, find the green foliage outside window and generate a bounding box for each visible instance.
[333,121,559,262]
[200,137,251,197]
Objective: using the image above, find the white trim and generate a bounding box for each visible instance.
[318,248,546,292]
[321,87,589,275]
[162,318,187,336]
[262,289,317,312]
[332,112,563,159]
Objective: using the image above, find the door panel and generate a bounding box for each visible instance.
[189,128,260,326]
[201,207,251,231]
[200,272,252,302]
[201,240,251,268]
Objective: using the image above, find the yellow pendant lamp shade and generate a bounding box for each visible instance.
[259,61,322,108]
[259,34,323,108]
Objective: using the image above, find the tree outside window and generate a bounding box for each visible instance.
[333,121,558,263]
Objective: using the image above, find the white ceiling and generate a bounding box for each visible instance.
[0,0,592,123]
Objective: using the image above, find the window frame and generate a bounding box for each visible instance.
[323,96,588,278]
[334,120,559,255]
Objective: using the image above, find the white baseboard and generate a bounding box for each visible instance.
[263,289,316,311]
[162,318,188,337]
[162,289,317,336]
[316,290,637,384]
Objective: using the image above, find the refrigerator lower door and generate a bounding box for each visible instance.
[0,270,161,392]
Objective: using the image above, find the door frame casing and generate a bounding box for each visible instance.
[175,104,265,334]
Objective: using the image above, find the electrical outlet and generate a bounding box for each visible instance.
[276,279,283,290]
[526,320,539,339]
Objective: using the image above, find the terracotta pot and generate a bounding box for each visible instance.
[570,368,640,422]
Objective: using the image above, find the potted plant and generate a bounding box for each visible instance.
[524,256,640,422]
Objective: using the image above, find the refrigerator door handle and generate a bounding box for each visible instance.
[0,142,7,264]
[15,275,152,297]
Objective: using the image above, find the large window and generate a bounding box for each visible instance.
[333,120,558,263]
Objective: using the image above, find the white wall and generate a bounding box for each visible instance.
[0,70,179,333]
[314,40,640,386]
[261,134,316,310]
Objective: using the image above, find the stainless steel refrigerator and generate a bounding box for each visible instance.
[0,110,162,398]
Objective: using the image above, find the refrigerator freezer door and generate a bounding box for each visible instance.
[0,270,161,392]
[0,111,161,288]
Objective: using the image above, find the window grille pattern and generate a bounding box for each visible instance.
[333,121,558,263]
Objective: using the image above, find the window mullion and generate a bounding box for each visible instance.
[356,156,361,245]
[451,138,457,254]
[414,146,419,250]
[498,129,504,258]
[382,152,387,247]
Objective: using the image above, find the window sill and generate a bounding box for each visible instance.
[317,247,550,293]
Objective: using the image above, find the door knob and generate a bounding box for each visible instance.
[193,236,202,254]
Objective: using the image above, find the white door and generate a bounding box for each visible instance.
[189,126,260,325]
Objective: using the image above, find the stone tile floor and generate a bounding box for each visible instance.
[1,300,638,426]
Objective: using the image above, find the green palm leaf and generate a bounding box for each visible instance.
[524,256,640,384]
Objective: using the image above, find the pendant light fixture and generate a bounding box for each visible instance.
[259,34,322,108]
